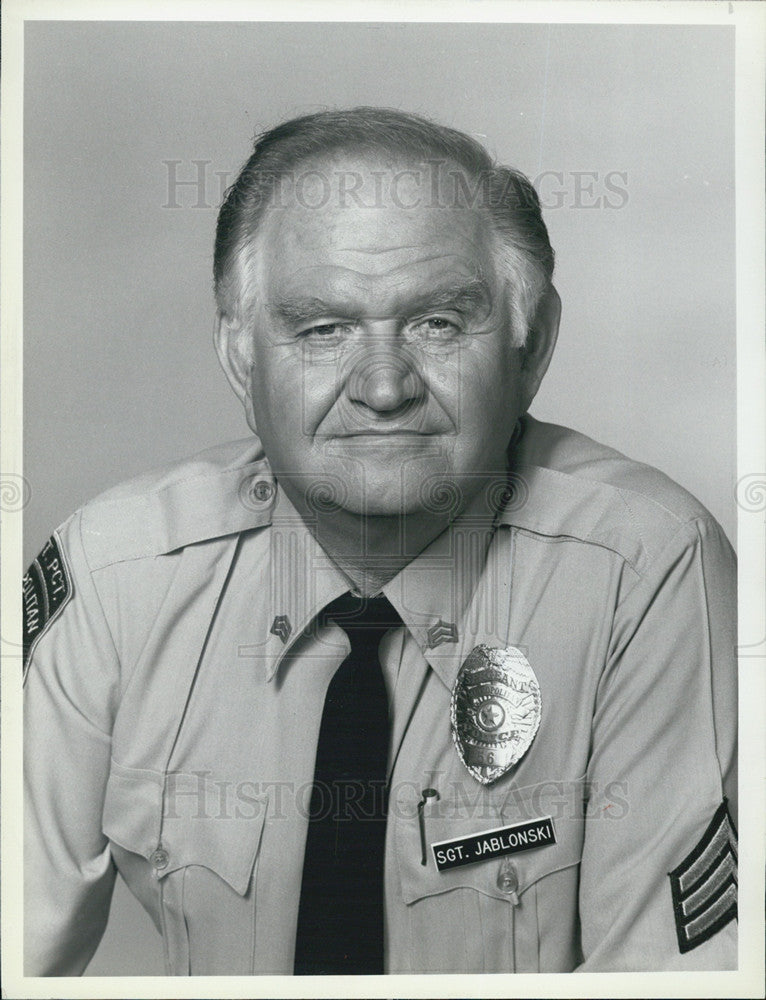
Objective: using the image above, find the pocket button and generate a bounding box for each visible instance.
[150,847,169,870]
[497,858,519,902]
[250,479,274,503]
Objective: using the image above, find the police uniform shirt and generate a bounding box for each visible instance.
[23,415,737,975]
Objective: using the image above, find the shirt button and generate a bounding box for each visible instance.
[150,847,169,870]
[497,860,519,894]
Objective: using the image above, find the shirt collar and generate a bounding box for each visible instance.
[261,486,354,679]
[263,472,515,692]
[383,516,516,693]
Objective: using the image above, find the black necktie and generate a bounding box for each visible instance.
[293,591,403,975]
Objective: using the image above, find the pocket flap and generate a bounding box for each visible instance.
[395,781,585,905]
[103,763,268,897]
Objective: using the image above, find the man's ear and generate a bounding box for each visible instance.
[214,312,258,432]
[519,284,561,411]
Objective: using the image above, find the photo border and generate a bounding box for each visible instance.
[2,2,764,997]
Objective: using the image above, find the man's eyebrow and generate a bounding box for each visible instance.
[268,297,348,325]
[405,279,493,316]
[268,280,494,326]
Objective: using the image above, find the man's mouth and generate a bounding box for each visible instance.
[336,429,434,437]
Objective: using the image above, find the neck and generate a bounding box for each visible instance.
[280,481,502,598]
[318,509,455,597]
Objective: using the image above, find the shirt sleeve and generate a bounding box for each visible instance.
[577,516,737,971]
[24,512,121,975]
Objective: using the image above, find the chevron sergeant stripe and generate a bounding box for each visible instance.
[669,801,737,953]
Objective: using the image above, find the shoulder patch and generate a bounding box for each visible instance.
[23,533,73,679]
[669,801,737,953]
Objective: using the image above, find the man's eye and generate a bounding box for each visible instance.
[300,322,353,340]
[411,317,463,339]
[304,323,339,337]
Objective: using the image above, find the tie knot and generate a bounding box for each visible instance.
[321,591,403,633]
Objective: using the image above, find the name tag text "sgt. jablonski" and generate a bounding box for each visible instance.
[431,816,556,872]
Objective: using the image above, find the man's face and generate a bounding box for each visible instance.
[238,157,532,518]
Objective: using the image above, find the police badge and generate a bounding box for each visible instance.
[451,644,542,785]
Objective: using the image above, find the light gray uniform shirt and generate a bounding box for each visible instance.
[23,415,737,975]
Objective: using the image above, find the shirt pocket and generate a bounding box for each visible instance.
[393,778,585,973]
[102,762,268,975]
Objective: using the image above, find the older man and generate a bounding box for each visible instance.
[24,108,737,976]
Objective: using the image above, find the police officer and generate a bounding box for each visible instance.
[24,108,737,976]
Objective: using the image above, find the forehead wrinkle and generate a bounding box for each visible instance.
[326,248,483,283]
[269,251,483,286]
[331,245,440,256]
[278,204,490,252]
[286,248,487,281]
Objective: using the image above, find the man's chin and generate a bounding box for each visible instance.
[332,488,436,519]
[284,452,460,519]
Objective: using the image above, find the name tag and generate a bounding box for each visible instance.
[431,816,556,872]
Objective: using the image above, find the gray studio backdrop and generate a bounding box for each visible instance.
[24,21,735,975]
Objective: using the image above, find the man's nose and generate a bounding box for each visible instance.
[345,343,425,414]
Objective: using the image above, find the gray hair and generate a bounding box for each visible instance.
[214,107,554,346]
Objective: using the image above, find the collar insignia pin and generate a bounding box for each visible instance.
[270,615,292,644]
[451,644,541,785]
[427,619,458,649]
